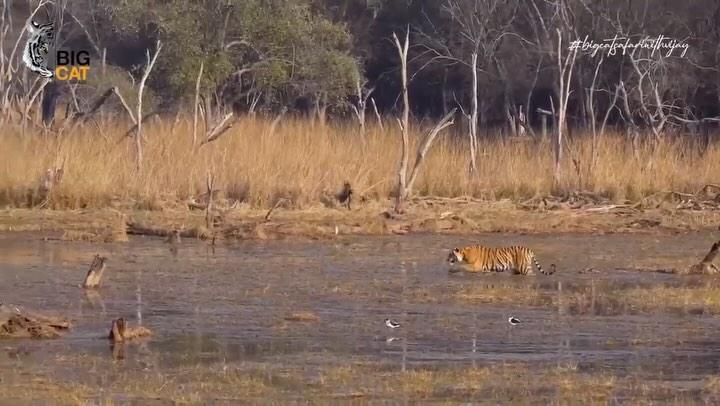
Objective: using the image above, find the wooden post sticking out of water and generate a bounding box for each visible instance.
[109,317,152,343]
[166,229,181,255]
[82,255,107,289]
[205,172,215,231]
[109,317,126,342]
[336,182,353,210]
[683,240,720,275]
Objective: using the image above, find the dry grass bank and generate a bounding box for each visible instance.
[0,354,705,404]
[1,116,719,210]
[442,281,720,315]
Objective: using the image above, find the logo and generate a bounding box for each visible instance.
[22,18,91,81]
[22,20,54,78]
[569,35,690,58]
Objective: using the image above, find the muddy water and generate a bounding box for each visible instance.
[1,231,720,400]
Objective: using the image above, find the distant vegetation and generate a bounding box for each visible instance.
[1,118,718,210]
[0,1,718,210]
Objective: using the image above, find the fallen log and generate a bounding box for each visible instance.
[0,304,70,339]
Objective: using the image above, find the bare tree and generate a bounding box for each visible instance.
[192,61,204,147]
[554,28,578,184]
[392,28,411,213]
[134,40,162,171]
[370,97,383,131]
[626,47,672,142]
[425,0,519,174]
[524,0,579,185]
[21,77,50,136]
[392,26,457,212]
[404,108,457,199]
[350,78,375,138]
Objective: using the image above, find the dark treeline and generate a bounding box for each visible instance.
[1,0,719,134]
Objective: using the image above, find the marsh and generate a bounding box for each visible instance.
[2,231,720,403]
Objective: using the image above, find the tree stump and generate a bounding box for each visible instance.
[108,318,152,343]
[336,182,354,210]
[682,240,720,275]
[82,255,108,289]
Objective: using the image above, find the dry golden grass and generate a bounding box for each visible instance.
[283,311,320,322]
[443,280,720,315]
[321,363,626,402]
[623,285,720,313]
[0,355,638,403]
[453,283,546,305]
[1,115,719,210]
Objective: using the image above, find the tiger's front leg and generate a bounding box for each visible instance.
[468,263,498,273]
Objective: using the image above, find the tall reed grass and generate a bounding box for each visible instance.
[1,115,717,209]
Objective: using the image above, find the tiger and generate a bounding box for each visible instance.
[447,245,555,275]
[22,19,55,78]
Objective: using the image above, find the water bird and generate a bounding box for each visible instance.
[508,316,521,326]
[385,318,400,329]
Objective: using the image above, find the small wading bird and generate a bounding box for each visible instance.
[508,316,521,326]
[385,318,400,329]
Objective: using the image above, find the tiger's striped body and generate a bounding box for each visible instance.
[447,245,555,275]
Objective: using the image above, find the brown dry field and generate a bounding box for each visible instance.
[1,116,719,240]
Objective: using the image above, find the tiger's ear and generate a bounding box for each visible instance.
[453,247,460,253]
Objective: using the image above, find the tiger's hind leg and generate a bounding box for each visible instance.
[520,261,535,275]
[512,251,534,275]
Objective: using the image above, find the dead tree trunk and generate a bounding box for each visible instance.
[403,109,457,198]
[392,28,411,213]
[618,81,640,159]
[682,240,720,275]
[371,97,383,131]
[554,29,577,186]
[109,317,125,342]
[108,317,152,342]
[587,54,604,176]
[350,79,374,139]
[135,40,162,171]
[468,51,479,175]
[82,254,107,289]
[315,93,328,126]
[205,171,215,230]
[41,81,62,126]
[198,112,237,147]
[21,78,50,136]
[192,61,204,147]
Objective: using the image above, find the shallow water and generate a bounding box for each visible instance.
[1,231,719,402]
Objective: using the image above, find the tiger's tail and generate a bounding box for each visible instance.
[532,255,555,275]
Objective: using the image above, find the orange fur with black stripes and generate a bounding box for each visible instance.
[447,245,555,275]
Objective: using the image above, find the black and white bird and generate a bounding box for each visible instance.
[508,316,521,326]
[385,318,401,329]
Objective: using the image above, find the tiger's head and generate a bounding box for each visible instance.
[447,247,464,264]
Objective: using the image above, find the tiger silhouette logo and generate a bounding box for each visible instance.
[22,19,55,78]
